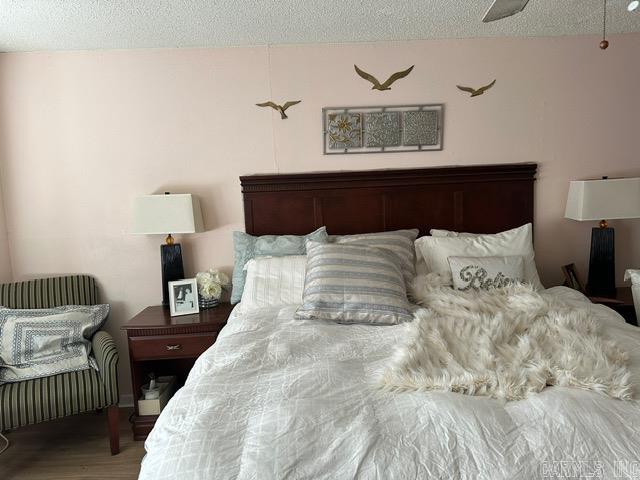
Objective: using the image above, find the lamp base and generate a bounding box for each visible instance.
[586,227,616,298]
[161,243,185,306]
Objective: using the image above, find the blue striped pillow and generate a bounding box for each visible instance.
[295,241,413,325]
[333,229,419,287]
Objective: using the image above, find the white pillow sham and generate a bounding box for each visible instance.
[239,255,307,309]
[430,228,476,237]
[415,224,543,290]
[448,255,525,291]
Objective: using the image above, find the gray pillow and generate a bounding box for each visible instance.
[295,241,413,325]
[0,304,110,384]
[333,229,419,287]
[231,227,328,304]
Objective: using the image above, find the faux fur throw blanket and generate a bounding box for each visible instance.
[380,273,633,401]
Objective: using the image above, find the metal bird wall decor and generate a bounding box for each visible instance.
[354,65,414,91]
[456,79,496,98]
[255,100,302,119]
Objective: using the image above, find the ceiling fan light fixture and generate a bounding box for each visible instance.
[628,1,639,12]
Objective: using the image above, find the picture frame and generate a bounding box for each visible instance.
[561,264,585,293]
[168,278,200,317]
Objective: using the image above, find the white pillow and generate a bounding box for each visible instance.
[430,228,476,237]
[448,255,525,291]
[239,255,307,309]
[414,229,477,275]
[415,224,543,290]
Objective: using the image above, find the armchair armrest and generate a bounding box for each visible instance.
[92,330,119,405]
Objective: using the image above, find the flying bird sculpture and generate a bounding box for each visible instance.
[456,79,496,98]
[354,65,414,91]
[255,100,302,119]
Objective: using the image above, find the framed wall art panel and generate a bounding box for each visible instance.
[322,104,443,155]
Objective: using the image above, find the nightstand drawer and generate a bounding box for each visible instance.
[129,333,217,360]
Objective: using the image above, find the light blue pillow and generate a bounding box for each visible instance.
[231,227,328,304]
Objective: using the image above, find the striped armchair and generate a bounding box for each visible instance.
[0,275,120,454]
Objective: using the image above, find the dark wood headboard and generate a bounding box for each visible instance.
[240,163,536,236]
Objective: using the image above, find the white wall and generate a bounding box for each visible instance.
[0,176,12,283]
[0,33,638,397]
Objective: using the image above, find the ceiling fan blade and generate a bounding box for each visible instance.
[482,0,530,22]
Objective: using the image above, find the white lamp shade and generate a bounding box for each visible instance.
[132,194,204,234]
[565,177,640,221]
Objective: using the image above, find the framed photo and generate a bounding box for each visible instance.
[561,264,585,293]
[168,278,199,317]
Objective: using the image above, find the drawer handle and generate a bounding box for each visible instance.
[166,344,182,351]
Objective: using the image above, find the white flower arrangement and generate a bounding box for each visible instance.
[196,268,230,300]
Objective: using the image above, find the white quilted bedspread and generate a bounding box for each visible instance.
[139,287,640,480]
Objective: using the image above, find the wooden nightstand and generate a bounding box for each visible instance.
[122,303,234,440]
[588,287,637,326]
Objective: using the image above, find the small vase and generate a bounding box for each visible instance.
[198,295,219,310]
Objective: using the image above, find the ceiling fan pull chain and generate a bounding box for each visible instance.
[600,0,609,49]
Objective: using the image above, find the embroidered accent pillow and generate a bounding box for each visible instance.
[415,224,543,290]
[448,256,525,291]
[295,241,413,325]
[333,229,419,287]
[0,304,110,384]
[239,255,307,309]
[231,227,328,304]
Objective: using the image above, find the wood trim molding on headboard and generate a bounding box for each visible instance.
[240,163,537,237]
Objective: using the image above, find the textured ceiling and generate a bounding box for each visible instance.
[1,0,639,52]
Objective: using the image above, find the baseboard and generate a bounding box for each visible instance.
[119,393,134,408]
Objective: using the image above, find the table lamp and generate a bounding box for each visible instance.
[133,193,204,306]
[565,177,640,297]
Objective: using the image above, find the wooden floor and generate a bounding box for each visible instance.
[0,408,145,480]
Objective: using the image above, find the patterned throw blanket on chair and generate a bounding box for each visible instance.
[380,274,633,401]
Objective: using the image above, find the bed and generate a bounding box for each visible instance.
[139,164,640,479]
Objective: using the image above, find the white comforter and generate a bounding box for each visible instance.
[140,287,640,480]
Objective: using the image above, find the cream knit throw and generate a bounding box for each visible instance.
[379,273,633,401]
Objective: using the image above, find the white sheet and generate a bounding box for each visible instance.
[139,287,640,480]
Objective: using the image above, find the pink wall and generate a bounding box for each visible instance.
[0,34,639,399]
[0,182,11,282]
